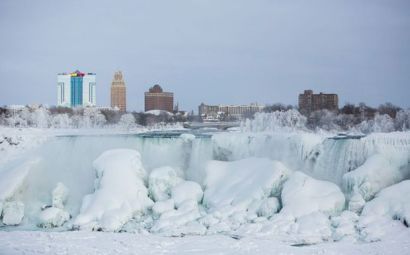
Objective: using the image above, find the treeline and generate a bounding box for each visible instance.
[0,106,192,129]
[262,102,410,132]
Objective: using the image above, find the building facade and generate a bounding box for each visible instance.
[144,85,174,112]
[199,103,264,121]
[298,90,338,114]
[110,71,126,112]
[57,70,96,107]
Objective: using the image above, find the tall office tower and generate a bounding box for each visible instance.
[57,70,96,107]
[110,71,126,112]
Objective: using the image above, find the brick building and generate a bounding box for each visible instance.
[298,90,339,115]
[110,71,126,112]
[144,84,174,112]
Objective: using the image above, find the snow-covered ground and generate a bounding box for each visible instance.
[1,126,410,254]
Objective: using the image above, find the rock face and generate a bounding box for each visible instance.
[2,201,25,225]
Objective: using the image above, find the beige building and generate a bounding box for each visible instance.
[199,103,264,120]
[110,71,126,112]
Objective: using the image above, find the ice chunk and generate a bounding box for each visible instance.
[74,149,153,231]
[2,201,24,225]
[331,211,359,241]
[257,197,280,218]
[281,171,345,218]
[52,182,69,209]
[148,166,183,202]
[343,154,408,201]
[38,207,70,228]
[294,212,332,245]
[203,158,291,216]
[361,180,410,226]
[171,181,203,208]
[348,191,365,214]
[152,199,175,219]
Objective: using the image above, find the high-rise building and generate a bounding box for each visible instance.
[298,90,338,115]
[144,84,174,112]
[57,70,96,107]
[110,71,126,112]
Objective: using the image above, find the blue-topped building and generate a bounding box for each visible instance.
[57,70,96,107]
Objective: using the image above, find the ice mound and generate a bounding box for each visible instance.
[2,201,24,225]
[74,149,153,231]
[38,207,70,228]
[179,133,195,142]
[343,154,409,201]
[361,180,410,227]
[281,171,345,218]
[171,181,203,208]
[203,158,291,212]
[148,166,183,202]
[52,182,69,209]
[38,183,70,228]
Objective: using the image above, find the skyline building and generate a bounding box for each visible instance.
[110,71,126,112]
[298,90,339,115]
[57,70,96,107]
[144,84,174,112]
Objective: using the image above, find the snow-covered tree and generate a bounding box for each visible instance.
[119,113,136,130]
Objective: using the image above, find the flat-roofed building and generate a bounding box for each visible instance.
[199,103,264,120]
[57,70,96,107]
[144,84,174,112]
[298,90,338,115]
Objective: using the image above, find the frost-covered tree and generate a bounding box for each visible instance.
[81,108,106,128]
[241,110,307,132]
[30,107,50,128]
[395,109,410,131]
[119,113,136,130]
[51,114,72,128]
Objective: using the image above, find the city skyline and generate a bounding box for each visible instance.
[1,0,410,111]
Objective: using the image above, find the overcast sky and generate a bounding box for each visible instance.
[0,0,409,112]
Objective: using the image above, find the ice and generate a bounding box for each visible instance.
[148,166,183,202]
[343,153,409,201]
[0,158,40,201]
[52,182,69,209]
[2,201,24,225]
[257,197,280,218]
[179,133,196,142]
[152,199,175,219]
[361,180,410,227]
[331,211,359,241]
[294,212,332,245]
[38,207,70,228]
[73,149,153,231]
[171,181,203,208]
[280,171,345,218]
[203,158,291,216]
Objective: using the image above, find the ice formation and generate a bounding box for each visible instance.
[0,127,410,246]
[280,171,345,218]
[73,149,153,231]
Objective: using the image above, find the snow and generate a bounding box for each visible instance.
[145,110,173,116]
[203,158,291,213]
[343,153,410,201]
[148,166,183,202]
[171,181,203,208]
[280,172,345,218]
[1,230,410,255]
[2,201,25,225]
[52,182,69,209]
[38,207,70,228]
[73,149,153,231]
[361,180,410,226]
